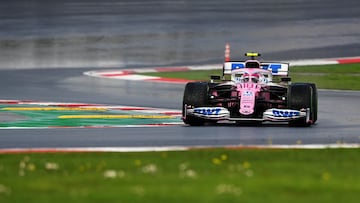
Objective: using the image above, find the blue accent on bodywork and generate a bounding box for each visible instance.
[231,63,245,70]
[261,64,282,73]
[194,108,222,116]
[231,63,283,74]
[272,109,300,117]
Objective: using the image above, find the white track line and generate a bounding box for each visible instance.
[1,143,360,154]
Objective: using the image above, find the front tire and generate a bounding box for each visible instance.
[182,82,209,126]
[287,83,317,127]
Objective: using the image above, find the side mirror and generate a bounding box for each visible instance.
[210,75,221,83]
[281,77,291,82]
[210,75,221,80]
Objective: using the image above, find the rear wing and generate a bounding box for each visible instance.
[223,62,289,76]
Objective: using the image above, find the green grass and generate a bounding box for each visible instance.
[143,63,360,90]
[1,148,360,203]
[145,69,222,81]
[290,64,360,90]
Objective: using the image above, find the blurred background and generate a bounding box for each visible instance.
[0,0,359,69]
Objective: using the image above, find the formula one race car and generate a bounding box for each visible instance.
[182,52,317,127]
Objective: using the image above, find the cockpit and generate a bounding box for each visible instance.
[234,73,260,83]
[232,69,272,84]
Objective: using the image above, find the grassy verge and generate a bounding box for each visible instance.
[0,148,360,203]
[143,63,360,90]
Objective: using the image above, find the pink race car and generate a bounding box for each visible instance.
[182,52,317,127]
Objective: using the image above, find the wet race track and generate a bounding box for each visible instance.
[0,0,360,149]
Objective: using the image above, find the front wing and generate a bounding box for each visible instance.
[184,106,310,123]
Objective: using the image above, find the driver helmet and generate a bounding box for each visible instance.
[240,73,260,83]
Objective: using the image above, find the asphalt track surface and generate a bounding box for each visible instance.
[0,0,360,149]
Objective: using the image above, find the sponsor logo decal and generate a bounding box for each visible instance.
[272,109,300,117]
[263,64,282,73]
[194,108,222,116]
[231,63,245,70]
[243,91,253,97]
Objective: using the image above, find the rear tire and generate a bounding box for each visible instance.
[287,83,317,127]
[182,82,209,126]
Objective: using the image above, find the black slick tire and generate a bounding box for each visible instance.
[287,83,317,127]
[182,82,209,126]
